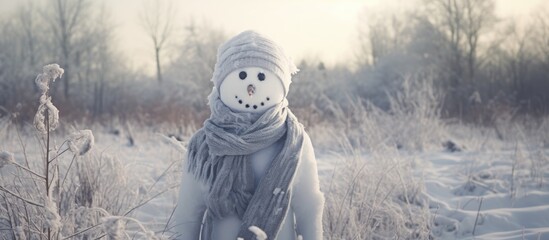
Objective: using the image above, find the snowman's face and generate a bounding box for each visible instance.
[219,67,285,113]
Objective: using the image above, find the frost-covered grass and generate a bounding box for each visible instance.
[320,145,431,239]
[311,77,440,239]
[3,118,549,239]
[0,65,175,239]
[0,123,179,239]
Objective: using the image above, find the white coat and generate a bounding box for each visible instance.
[174,132,324,240]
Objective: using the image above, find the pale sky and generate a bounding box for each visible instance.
[1,0,547,75]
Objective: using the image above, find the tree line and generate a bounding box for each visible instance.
[355,0,549,122]
[0,0,548,126]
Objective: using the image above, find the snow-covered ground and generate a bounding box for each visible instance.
[423,149,549,239]
[120,124,549,239]
[1,119,548,239]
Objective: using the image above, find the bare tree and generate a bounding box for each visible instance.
[139,0,177,83]
[418,0,496,117]
[532,13,549,112]
[425,0,465,87]
[48,0,91,99]
[424,0,496,84]
[164,21,225,112]
[0,1,132,121]
[357,12,407,66]
[463,0,496,81]
[86,5,117,119]
[0,2,50,116]
[534,13,549,64]
[18,1,40,68]
[500,23,534,95]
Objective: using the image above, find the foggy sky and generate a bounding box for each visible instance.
[0,0,546,75]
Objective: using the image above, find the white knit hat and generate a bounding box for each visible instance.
[211,30,298,96]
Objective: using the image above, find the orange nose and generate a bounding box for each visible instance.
[247,84,256,96]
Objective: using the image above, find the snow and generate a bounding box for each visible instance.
[219,67,286,113]
[0,150,14,168]
[44,197,62,233]
[422,149,549,239]
[13,226,25,239]
[1,119,548,239]
[102,217,125,239]
[33,97,59,134]
[35,64,64,94]
[248,225,268,240]
[68,129,95,156]
[33,64,63,135]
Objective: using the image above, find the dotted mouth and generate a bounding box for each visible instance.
[235,95,270,110]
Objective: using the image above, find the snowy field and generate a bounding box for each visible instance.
[1,113,548,239]
[0,65,548,240]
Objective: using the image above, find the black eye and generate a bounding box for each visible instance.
[239,71,247,80]
[257,73,265,81]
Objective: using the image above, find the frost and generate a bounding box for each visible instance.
[44,197,61,232]
[288,57,299,75]
[144,230,156,239]
[14,226,25,239]
[102,217,126,239]
[274,207,282,216]
[33,64,64,135]
[159,134,186,153]
[33,97,60,135]
[68,130,95,156]
[40,129,62,233]
[248,226,268,240]
[35,64,64,93]
[0,151,14,169]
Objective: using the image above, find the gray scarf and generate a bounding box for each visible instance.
[187,90,304,239]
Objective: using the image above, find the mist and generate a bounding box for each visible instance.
[1,1,549,239]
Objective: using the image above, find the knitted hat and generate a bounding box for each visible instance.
[211,30,298,96]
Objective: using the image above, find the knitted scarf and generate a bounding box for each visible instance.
[187,90,304,239]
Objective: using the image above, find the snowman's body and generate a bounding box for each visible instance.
[176,134,322,240]
[174,31,324,240]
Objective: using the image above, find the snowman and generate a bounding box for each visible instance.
[175,30,324,240]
